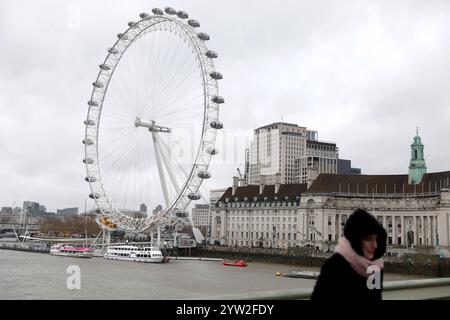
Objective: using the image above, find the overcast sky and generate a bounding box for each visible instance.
[1,0,449,213]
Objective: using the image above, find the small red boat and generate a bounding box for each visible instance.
[222,259,247,267]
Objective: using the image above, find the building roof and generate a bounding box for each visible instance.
[194,204,210,209]
[306,171,450,194]
[217,183,308,203]
[255,122,306,132]
[307,140,337,147]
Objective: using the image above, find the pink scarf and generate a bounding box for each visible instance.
[335,237,384,278]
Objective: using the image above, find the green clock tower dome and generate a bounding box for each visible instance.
[408,128,427,185]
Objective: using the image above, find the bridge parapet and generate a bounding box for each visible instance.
[199,278,450,300]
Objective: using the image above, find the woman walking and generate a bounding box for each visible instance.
[311,209,387,301]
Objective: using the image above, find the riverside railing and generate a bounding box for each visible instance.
[200,278,450,300]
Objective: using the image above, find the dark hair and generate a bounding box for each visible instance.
[343,209,387,259]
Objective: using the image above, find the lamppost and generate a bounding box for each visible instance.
[289,225,297,248]
[272,224,276,248]
[406,218,413,253]
[297,231,307,247]
[237,224,241,247]
[308,225,324,252]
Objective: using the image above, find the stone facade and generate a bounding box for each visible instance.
[192,204,211,237]
[210,184,307,248]
[210,172,450,250]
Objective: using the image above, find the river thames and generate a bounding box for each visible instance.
[0,249,428,300]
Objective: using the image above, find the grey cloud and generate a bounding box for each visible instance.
[1,0,449,212]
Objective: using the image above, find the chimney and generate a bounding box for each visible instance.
[275,173,281,194]
[232,176,239,196]
[258,176,265,195]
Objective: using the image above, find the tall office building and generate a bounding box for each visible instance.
[22,201,40,215]
[57,207,79,216]
[191,204,211,237]
[0,207,13,215]
[248,122,338,186]
[248,122,307,185]
[304,130,339,185]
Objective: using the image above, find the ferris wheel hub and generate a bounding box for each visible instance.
[134,117,171,133]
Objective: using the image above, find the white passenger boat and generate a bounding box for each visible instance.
[50,244,94,258]
[104,244,165,263]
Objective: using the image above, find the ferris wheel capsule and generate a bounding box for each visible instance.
[88,100,99,107]
[83,138,94,145]
[205,50,218,59]
[188,19,200,28]
[198,170,211,179]
[117,33,129,40]
[175,209,189,218]
[197,32,210,41]
[140,13,150,19]
[206,147,218,155]
[187,193,201,200]
[212,95,225,104]
[152,8,164,16]
[89,193,100,199]
[209,71,222,80]
[128,21,137,27]
[85,176,97,182]
[176,11,188,19]
[164,7,176,15]
[84,119,96,126]
[99,64,111,71]
[83,158,94,165]
[108,48,119,54]
[92,81,104,88]
[210,121,223,129]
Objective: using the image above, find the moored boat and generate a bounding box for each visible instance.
[50,244,94,258]
[104,244,165,263]
[282,270,320,279]
[222,259,247,267]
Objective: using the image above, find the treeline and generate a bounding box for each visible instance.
[39,215,100,236]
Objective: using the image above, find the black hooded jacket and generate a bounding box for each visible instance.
[310,210,387,301]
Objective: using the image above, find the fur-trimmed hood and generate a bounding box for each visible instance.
[343,209,387,260]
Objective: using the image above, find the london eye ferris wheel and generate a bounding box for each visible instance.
[83,7,224,233]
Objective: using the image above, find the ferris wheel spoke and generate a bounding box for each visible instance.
[151,31,186,102]
[150,29,174,112]
[113,61,139,111]
[153,51,193,111]
[155,72,203,119]
[166,113,205,125]
[153,99,202,120]
[107,85,140,120]
[100,132,150,202]
[156,134,190,179]
[154,85,202,122]
[153,86,201,122]
[148,30,163,118]
[151,40,197,117]
[156,51,200,107]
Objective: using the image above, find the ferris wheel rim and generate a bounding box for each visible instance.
[83,11,223,232]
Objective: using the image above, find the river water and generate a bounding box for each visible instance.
[0,249,427,300]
